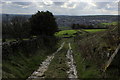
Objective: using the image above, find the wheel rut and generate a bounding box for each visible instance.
[27,42,65,80]
[66,43,78,79]
[27,42,78,79]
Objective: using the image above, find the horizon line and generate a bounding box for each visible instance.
[1,13,119,16]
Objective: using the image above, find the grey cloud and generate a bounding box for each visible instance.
[95,2,118,11]
[67,3,76,7]
[53,2,64,6]
[76,2,88,9]
[1,1,118,15]
[13,2,32,6]
[95,2,110,9]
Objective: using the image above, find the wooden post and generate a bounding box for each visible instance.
[103,44,120,72]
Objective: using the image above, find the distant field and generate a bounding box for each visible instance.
[55,30,78,37]
[55,29,106,37]
[83,29,106,33]
[100,22,117,26]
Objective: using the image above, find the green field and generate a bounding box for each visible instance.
[55,30,79,37]
[55,29,106,37]
[83,29,106,33]
[100,22,117,26]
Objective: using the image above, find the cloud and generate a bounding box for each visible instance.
[53,2,64,6]
[13,2,33,8]
[1,1,118,15]
[13,2,32,5]
[61,3,78,9]
[60,0,79,9]
[43,0,53,6]
[95,2,118,11]
[3,1,12,4]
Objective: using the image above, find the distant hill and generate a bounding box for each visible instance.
[1,14,118,28]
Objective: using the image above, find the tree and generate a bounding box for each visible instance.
[71,23,87,29]
[11,16,31,39]
[71,23,76,29]
[79,24,87,29]
[30,11,58,36]
[2,16,31,40]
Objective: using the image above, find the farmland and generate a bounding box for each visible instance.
[83,29,106,33]
[55,29,106,37]
[55,30,79,37]
[100,22,117,26]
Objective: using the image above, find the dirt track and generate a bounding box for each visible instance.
[66,43,78,79]
[27,42,65,80]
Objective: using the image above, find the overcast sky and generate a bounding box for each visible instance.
[1,0,119,15]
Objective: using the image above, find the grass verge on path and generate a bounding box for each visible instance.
[69,38,100,78]
[44,43,69,78]
[2,49,53,79]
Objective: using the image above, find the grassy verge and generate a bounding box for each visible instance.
[2,37,58,79]
[44,43,69,78]
[69,38,100,78]
[72,25,119,78]
[2,48,54,79]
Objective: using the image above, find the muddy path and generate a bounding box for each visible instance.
[66,43,78,79]
[27,41,78,79]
